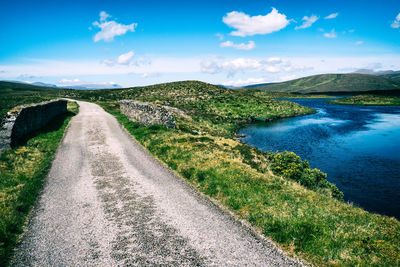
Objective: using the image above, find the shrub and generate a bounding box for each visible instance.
[267,151,343,200]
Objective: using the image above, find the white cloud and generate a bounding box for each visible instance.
[325,13,338,19]
[201,57,307,76]
[99,11,111,22]
[92,11,137,42]
[355,41,364,45]
[117,51,135,65]
[295,15,319,30]
[265,57,282,64]
[102,51,142,67]
[221,78,268,87]
[220,40,256,50]
[3,56,400,84]
[223,8,289,37]
[324,29,337,38]
[391,12,400,28]
[102,59,115,66]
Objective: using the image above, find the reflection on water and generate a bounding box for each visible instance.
[239,99,400,219]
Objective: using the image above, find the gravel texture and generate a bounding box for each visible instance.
[11,101,305,266]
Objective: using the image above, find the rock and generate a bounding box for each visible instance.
[120,100,177,129]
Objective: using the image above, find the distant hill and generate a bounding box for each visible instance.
[0,80,123,90]
[31,82,58,87]
[245,73,400,93]
[0,81,59,92]
[353,69,400,82]
[377,71,400,82]
[60,83,123,90]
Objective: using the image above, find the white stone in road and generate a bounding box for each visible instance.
[12,100,305,266]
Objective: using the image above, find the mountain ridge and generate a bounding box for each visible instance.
[242,73,400,93]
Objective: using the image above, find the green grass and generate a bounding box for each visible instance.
[82,81,400,266]
[2,80,400,266]
[245,73,400,93]
[0,101,78,266]
[329,94,400,106]
[104,106,400,267]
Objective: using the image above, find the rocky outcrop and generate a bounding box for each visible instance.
[0,100,68,152]
[120,100,179,129]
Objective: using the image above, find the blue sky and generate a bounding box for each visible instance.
[1,0,399,87]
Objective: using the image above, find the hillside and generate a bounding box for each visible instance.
[245,73,400,93]
[0,81,62,123]
[378,71,400,82]
[0,81,58,92]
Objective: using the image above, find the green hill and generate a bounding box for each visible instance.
[246,73,400,93]
[0,81,61,122]
[378,71,400,82]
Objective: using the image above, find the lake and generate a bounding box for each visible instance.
[239,98,400,219]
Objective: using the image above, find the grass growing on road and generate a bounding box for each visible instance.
[0,101,78,266]
[329,94,400,106]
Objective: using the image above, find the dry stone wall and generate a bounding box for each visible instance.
[120,100,176,129]
[0,100,68,152]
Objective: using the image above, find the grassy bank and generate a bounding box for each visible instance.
[329,94,400,106]
[70,81,400,266]
[0,101,78,266]
[101,104,400,266]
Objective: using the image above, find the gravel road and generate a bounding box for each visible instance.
[12,101,304,266]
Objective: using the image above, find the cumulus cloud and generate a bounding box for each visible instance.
[221,78,268,87]
[325,13,338,19]
[99,11,111,22]
[391,12,400,28]
[92,11,137,42]
[220,40,256,50]
[295,15,319,30]
[223,8,289,37]
[117,51,135,65]
[201,57,308,77]
[355,41,364,45]
[324,29,337,38]
[102,51,146,67]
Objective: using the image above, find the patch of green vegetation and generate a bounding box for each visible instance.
[240,89,336,99]
[107,107,400,267]
[2,80,400,266]
[70,81,315,138]
[329,94,400,106]
[267,151,343,200]
[0,81,64,123]
[78,80,400,266]
[246,73,400,93]
[0,101,78,266]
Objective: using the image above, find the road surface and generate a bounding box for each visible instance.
[12,100,304,266]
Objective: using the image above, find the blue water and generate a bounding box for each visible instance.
[239,99,400,219]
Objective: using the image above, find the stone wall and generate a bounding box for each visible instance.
[120,100,177,129]
[0,100,68,152]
